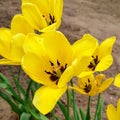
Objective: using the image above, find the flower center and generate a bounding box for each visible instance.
[84,79,92,93]
[43,13,56,25]
[45,60,67,84]
[88,55,100,70]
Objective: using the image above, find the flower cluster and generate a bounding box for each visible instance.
[0,0,119,120]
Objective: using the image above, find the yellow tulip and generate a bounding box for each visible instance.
[79,34,116,77]
[0,28,25,65]
[107,99,120,120]
[11,0,63,35]
[70,74,113,96]
[22,31,97,114]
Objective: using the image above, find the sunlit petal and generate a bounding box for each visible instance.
[11,14,34,35]
[33,85,67,114]
[95,55,113,71]
[22,3,47,30]
[114,73,120,88]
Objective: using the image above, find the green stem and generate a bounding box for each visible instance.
[51,109,56,120]
[94,93,101,120]
[67,89,70,120]
[86,96,91,120]
[70,80,78,120]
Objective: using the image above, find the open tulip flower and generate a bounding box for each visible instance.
[0,28,25,65]
[21,31,98,114]
[11,0,63,34]
[107,99,120,120]
[79,35,116,77]
[70,74,114,96]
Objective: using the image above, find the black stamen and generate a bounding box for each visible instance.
[50,75,59,82]
[88,79,90,83]
[57,60,60,66]
[49,61,54,66]
[84,84,91,93]
[65,64,67,69]
[34,29,41,34]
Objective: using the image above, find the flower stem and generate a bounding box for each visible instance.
[67,89,70,120]
[86,96,91,120]
[51,109,56,120]
[94,93,101,120]
[70,80,78,120]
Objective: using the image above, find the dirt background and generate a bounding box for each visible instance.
[0,0,120,120]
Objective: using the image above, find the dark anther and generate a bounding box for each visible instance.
[49,61,54,66]
[49,13,56,24]
[34,29,41,34]
[50,75,59,82]
[88,79,90,83]
[57,60,60,66]
[84,84,92,93]
[45,70,53,75]
[65,64,67,69]
[88,55,99,70]
[60,66,65,73]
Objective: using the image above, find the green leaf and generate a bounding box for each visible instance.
[57,100,72,120]
[80,108,86,120]
[20,112,31,120]
[29,109,49,120]
[0,91,21,115]
[0,73,11,85]
[86,96,91,120]
[0,83,8,88]
[69,90,81,120]
[96,98,104,120]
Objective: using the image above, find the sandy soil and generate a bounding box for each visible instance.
[0,0,120,120]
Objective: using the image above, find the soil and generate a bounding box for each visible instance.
[0,0,120,120]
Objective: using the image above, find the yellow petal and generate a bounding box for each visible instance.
[95,55,113,71]
[22,0,49,16]
[117,99,120,119]
[41,21,61,32]
[72,56,92,76]
[0,28,11,58]
[72,34,98,58]
[107,104,117,120]
[33,85,67,114]
[95,74,105,85]
[0,59,20,65]
[23,33,43,54]
[58,66,74,88]
[53,0,63,21]
[69,85,86,95]
[114,73,120,88]
[99,36,116,58]
[10,33,25,62]
[43,31,72,65]
[98,78,113,93]
[11,14,34,35]
[22,3,47,30]
[22,52,53,85]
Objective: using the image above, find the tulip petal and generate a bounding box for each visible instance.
[107,104,117,120]
[11,14,34,35]
[33,85,67,114]
[95,55,113,71]
[22,3,47,30]
[72,34,98,58]
[114,73,120,88]
[43,31,72,65]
